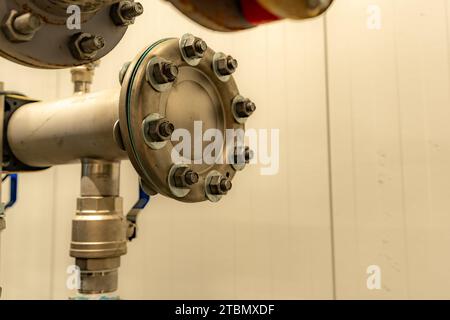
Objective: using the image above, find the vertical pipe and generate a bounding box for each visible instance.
[68,66,126,298]
[70,159,127,297]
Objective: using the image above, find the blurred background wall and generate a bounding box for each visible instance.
[1,0,449,299]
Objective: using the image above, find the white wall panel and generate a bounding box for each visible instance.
[326,0,450,299]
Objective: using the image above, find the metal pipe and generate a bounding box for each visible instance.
[7,89,127,168]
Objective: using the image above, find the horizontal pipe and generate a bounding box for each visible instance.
[7,89,127,167]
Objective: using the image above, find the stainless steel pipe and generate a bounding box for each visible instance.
[7,89,127,167]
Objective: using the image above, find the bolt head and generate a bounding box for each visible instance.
[235,99,256,118]
[159,121,175,138]
[148,119,175,142]
[80,35,105,54]
[153,61,178,84]
[234,146,254,164]
[2,10,41,43]
[185,170,199,185]
[209,176,232,195]
[69,33,104,60]
[174,167,199,188]
[183,37,208,59]
[216,55,238,76]
[111,1,144,26]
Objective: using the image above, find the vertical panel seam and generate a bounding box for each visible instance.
[323,14,337,300]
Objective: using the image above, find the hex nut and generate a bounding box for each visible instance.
[2,10,43,43]
[235,99,256,118]
[234,146,254,165]
[216,55,238,76]
[173,167,199,188]
[209,176,233,195]
[182,37,208,59]
[147,119,175,142]
[69,33,105,61]
[110,1,144,26]
[152,61,179,84]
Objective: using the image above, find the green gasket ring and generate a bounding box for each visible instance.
[125,38,173,184]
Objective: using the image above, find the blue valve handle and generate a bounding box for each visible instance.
[126,183,150,241]
[2,174,17,210]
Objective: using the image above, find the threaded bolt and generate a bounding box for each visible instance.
[153,61,179,84]
[227,57,238,71]
[209,176,233,195]
[121,2,144,20]
[216,55,238,76]
[80,35,105,54]
[158,121,175,138]
[13,12,42,35]
[195,40,207,55]
[235,99,256,118]
[183,37,208,59]
[148,119,175,142]
[174,168,199,188]
[234,146,254,164]
[185,170,199,186]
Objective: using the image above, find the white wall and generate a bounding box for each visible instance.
[327,0,450,299]
[2,0,450,300]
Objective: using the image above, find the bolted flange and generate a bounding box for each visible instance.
[119,36,248,203]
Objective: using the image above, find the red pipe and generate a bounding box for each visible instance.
[240,0,282,26]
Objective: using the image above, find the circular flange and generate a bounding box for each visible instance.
[119,37,245,203]
[0,1,128,68]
